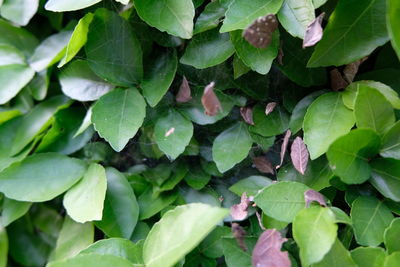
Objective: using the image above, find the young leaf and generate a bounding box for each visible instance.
[201,82,222,116]
[176,76,192,103]
[330,68,348,91]
[240,106,254,125]
[290,136,309,175]
[278,129,291,168]
[343,57,368,83]
[265,102,277,115]
[252,229,290,267]
[302,12,324,48]
[304,189,327,207]
[230,193,251,221]
[231,223,247,251]
[252,156,274,175]
[241,14,278,49]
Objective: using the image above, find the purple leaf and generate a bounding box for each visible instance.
[232,223,248,251]
[343,57,368,83]
[277,130,291,169]
[253,156,275,174]
[230,192,251,221]
[242,14,278,49]
[201,81,222,116]
[330,68,348,91]
[240,106,254,125]
[303,12,325,48]
[265,102,277,116]
[252,229,291,267]
[290,136,309,175]
[304,189,327,207]
[176,76,192,103]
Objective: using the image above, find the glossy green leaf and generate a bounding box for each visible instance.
[0,153,86,202]
[308,0,389,67]
[293,206,337,266]
[154,109,193,160]
[249,104,289,137]
[58,13,94,67]
[142,49,177,107]
[303,93,355,159]
[0,226,7,267]
[47,254,133,267]
[134,0,194,39]
[95,168,139,239]
[59,60,113,101]
[212,122,252,173]
[370,158,400,202]
[387,0,400,59]
[351,247,386,267]
[384,218,400,254]
[193,1,226,34]
[327,129,380,184]
[0,198,31,227]
[222,237,256,267]
[312,239,357,267]
[143,203,228,267]
[220,0,284,32]
[277,0,315,39]
[0,18,38,56]
[354,86,395,135]
[181,28,234,69]
[384,252,400,267]
[85,8,143,86]
[255,181,310,222]
[53,216,94,261]
[229,175,273,196]
[381,121,400,159]
[351,196,394,246]
[331,207,352,225]
[0,0,38,26]
[230,30,279,74]
[138,189,178,220]
[92,89,146,152]
[63,163,107,223]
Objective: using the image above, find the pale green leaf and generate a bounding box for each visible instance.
[0,0,38,26]
[45,0,101,12]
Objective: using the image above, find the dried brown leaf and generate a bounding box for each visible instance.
[304,189,327,207]
[290,136,309,175]
[230,193,251,221]
[243,14,278,49]
[343,57,368,83]
[176,76,192,103]
[201,81,222,116]
[265,102,277,116]
[252,229,291,267]
[232,223,248,252]
[303,12,325,48]
[253,156,275,174]
[330,68,349,91]
[240,106,254,125]
[277,130,291,169]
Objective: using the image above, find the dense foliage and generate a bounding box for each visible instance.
[0,0,400,266]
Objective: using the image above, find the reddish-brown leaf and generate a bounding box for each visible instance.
[304,189,327,207]
[330,68,349,91]
[253,156,275,174]
[232,223,248,251]
[343,57,368,83]
[277,130,291,169]
[240,106,254,125]
[303,12,325,48]
[230,192,251,221]
[201,81,222,116]
[252,229,291,267]
[243,14,278,49]
[290,136,309,175]
[176,76,192,103]
[265,102,277,116]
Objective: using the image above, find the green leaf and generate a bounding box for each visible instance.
[212,122,252,173]
[254,181,310,223]
[220,0,284,32]
[327,129,380,184]
[308,0,389,67]
[351,196,394,246]
[0,198,31,227]
[154,110,193,160]
[199,226,231,258]
[85,8,143,86]
[59,60,113,101]
[26,69,50,101]
[184,164,211,190]
[293,206,337,266]
[229,175,273,196]
[29,31,72,72]
[249,104,289,137]
[138,188,178,220]
[0,226,7,267]
[180,28,235,69]
[0,0,38,26]
[381,121,400,159]
[222,237,256,267]
[0,153,86,202]
[142,49,177,107]
[92,89,146,152]
[0,19,38,56]
[384,252,400,267]
[387,0,400,59]
[277,0,315,39]
[47,254,133,267]
[312,239,357,267]
[134,0,194,39]
[354,86,395,135]
[95,168,139,239]
[351,247,386,267]
[44,0,101,12]
[232,54,250,79]
[58,13,94,67]
[303,93,355,159]
[63,163,107,223]
[80,238,143,264]
[143,203,228,267]
[384,218,400,254]
[53,216,94,261]
[370,158,400,202]
[230,30,279,74]
[193,1,226,35]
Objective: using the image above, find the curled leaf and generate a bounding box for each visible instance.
[176,76,192,103]
[278,130,291,168]
[256,211,266,231]
[232,223,247,251]
[343,57,368,83]
[330,68,348,91]
[290,136,309,175]
[242,14,278,49]
[304,189,327,207]
[252,229,291,267]
[265,102,277,116]
[303,12,325,48]
[230,192,251,221]
[201,81,222,116]
[240,106,254,125]
[253,156,275,175]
